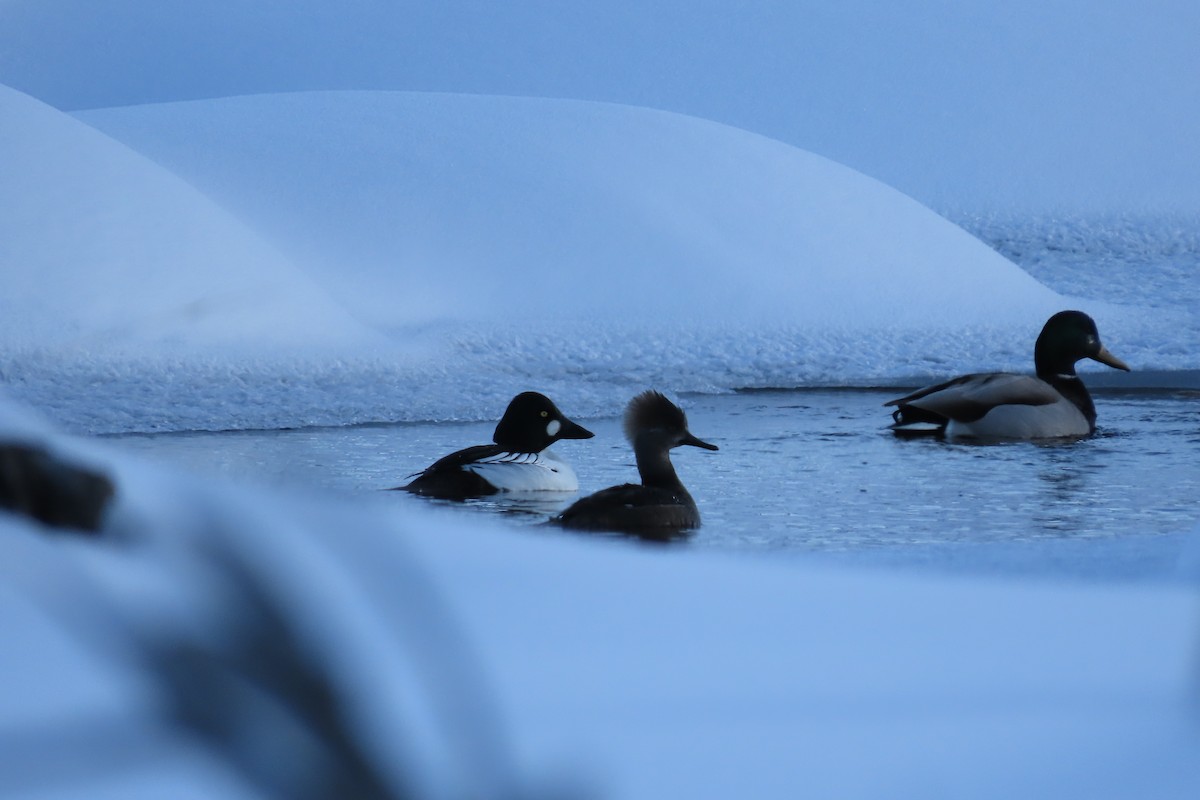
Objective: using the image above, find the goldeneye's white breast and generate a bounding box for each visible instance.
[464,448,579,492]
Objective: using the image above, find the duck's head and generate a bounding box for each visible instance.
[623,390,719,452]
[493,392,594,452]
[1034,310,1131,377]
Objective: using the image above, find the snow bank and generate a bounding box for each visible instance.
[1,403,1197,798]
[0,84,375,355]
[76,91,1066,331]
[4,85,1177,433]
[413,520,1200,800]
[2,86,1089,431]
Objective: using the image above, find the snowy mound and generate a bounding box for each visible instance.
[1,85,1155,433]
[0,85,374,354]
[77,91,1064,331]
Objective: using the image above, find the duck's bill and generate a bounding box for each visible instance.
[1092,345,1131,372]
[558,417,596,439]
[682,433,719,451]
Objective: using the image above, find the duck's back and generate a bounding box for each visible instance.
[555,483,701,535]
[402,444,504,498]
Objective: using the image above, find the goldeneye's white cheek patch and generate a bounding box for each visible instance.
[546,420,562,437]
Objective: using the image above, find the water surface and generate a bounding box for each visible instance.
[106,388,1200,583]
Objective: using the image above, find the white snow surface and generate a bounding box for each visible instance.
[0,85,375,355]
[1,404,1198,799]
[74,91,1061,331]
[4,85,1186,433]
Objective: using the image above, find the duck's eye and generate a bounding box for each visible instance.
[540,411,549,418]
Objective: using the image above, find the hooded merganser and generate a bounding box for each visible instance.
[553,390,718,537]
[399,392,593,499]
[886,310,1130,439]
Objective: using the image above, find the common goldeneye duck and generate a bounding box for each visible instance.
[553,390,718,538]
[886,310,1131,440]
[399,392,594,499]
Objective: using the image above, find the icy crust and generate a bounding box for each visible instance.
[956,212,1200,371]
[7,303,1189,435]
[954,210,1200,312]
[7,287,1190,435]
[7,317,1182,435]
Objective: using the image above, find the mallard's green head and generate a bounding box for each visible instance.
[1034,310,1130,377]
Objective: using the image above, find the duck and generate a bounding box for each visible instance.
[399,392,594,499]
[885,310,1130,439]
[553,390,718,537]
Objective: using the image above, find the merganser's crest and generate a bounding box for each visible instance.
[623,389,691,443]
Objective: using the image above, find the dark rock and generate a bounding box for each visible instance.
[0,442,115,533]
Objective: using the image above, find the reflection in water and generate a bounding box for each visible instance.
[1034,448,1095,534]
[464,493,574,521]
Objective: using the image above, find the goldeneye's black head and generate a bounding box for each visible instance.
[1034,310,1130,377]
[493,391,594,453]
[623,390,718,451]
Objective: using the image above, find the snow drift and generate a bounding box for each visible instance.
[0,84,374,354]
[0,85,1068,432]
[77,91,1063,331]
[4,85,1174,434]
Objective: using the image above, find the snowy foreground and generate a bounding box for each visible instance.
[2,403,1198,799]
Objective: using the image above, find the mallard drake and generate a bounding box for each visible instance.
[886,310,1130,439]
[553,390,718,538]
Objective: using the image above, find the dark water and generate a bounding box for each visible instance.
[105,387,1200,583]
